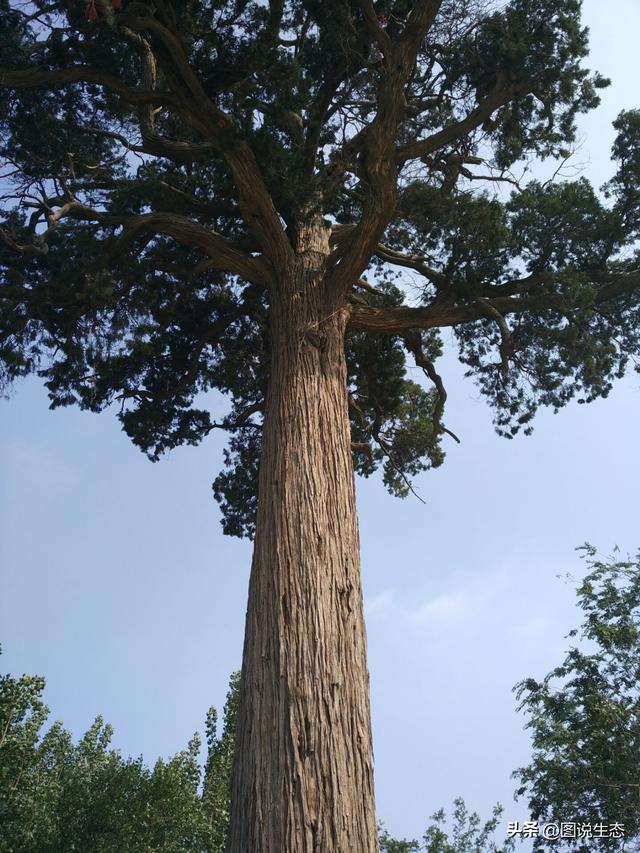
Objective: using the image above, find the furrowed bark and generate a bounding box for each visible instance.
[228,225,377,853]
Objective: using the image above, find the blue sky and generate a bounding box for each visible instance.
[1,0,639,844]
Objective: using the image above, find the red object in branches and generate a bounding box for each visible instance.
[377,13,388,26]
[84,0,98,21]
[84,0,122,21]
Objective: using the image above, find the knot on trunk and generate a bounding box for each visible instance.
[305,327,328,350]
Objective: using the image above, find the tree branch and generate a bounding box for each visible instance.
[119,13,293,267]
[475,297,515,381]
[0,66,177,107]
[1,50,292,270]
[358,0,392,59]
[0,228,48,255]
[147,285,263,401]
[327,1,445,293]
[374,243,446,287]
[211,401,263,432]
[402,331,460,444]
[110,213,271,286]
[348,269,640,333]
[397,79,524,164]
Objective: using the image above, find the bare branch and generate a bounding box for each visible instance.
[354,278,387,297]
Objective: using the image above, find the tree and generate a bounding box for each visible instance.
[0,650,240,852]
[0,0,639,848]
[2,652,511,852]
[201,672,240,852]
[380,800,515,853]
[514,547,640,852]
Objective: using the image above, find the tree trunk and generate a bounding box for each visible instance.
[227,226,377,852]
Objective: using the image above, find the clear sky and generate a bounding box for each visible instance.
[1,0,639,844]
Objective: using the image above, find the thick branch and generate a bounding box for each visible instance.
[1,56,291,269]
[358,0,392,58]
[120,14,292,267]
[476,297,515,380]
[374,243,446,287]
[399,0,444,53]
[0,66,176,106]
[116,24,215,164]
[111,213,271,286]
[397,79,524,164]
[403,331,460,444]
[348,269,640,332]
[328,2,445,293]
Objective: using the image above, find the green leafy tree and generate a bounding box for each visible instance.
[514,547,640,851]
[2,655,511,852]
[379,800,515,853]
[0,651,239,852]
[1,0,639,847]
[201,671,240,852]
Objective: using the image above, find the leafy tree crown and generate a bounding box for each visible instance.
[1,0,639,536]
[514,546,640,852]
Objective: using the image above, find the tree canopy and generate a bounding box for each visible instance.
[379,800,515,853]
[0,0,639,536]
[0,652,238,853]
[514,547,640,852]
[1,651,514,853]
[2,4,640,848]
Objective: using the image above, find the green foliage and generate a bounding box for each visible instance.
[454,172,640,439]
[2,655,513,853]
[348,324,445,496]
[0,651,239,853]
[514,547,640,851]
[0,0,639,537]
[202,672,240,851]
[442,0,608,168]
[379,800,515,853]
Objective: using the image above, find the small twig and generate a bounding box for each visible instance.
[374,429,426,503]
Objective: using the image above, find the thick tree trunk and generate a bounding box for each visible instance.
[227,227,377,852]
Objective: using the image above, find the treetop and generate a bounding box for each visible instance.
[1,0,639,535]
